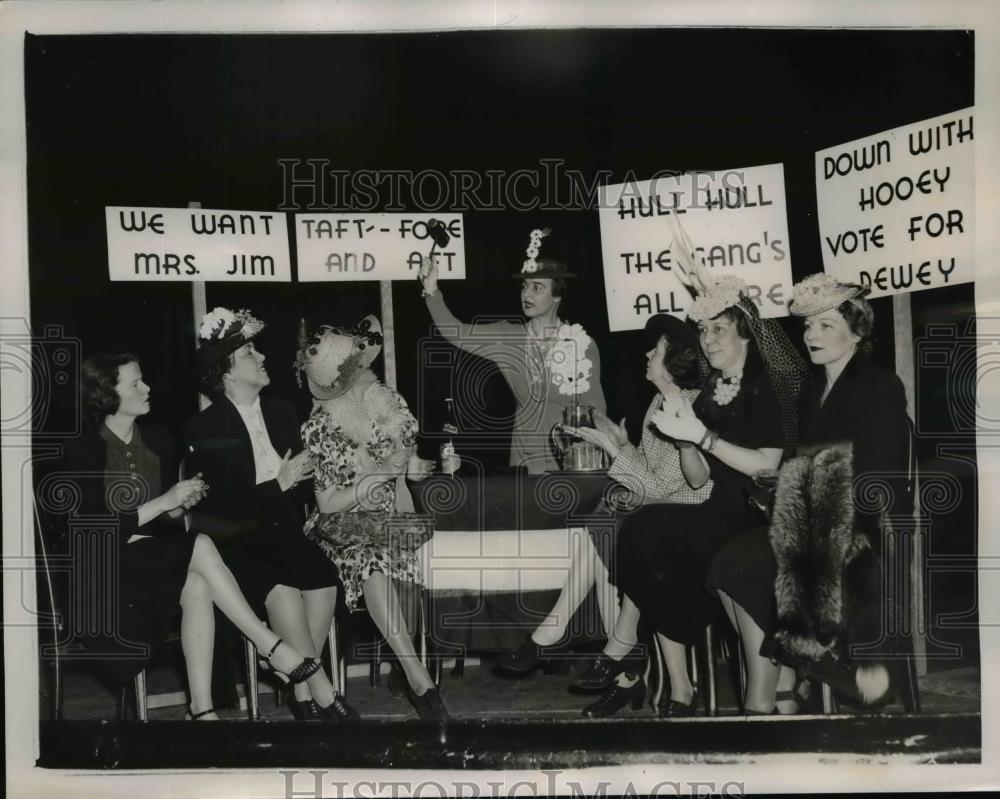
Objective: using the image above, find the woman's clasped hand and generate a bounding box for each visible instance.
[164,473,209,515]
[649,393,707,444]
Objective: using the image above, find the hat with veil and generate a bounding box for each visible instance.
[664,214,808,450]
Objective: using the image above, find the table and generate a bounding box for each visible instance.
[411,468,615,653]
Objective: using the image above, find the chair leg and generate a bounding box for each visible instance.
[244,637,260,721]
[329,617,342,695]
[821,682,838,713]
[370,638,382,687]
[118,685,129,721]
[896,656,921,713]
[734,636,748,710]
[134,669,148,721]
[688,638,700,704]
[704,625,718,717]
[44,649,63,721]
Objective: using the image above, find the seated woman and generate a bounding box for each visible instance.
[186,308,357,722]
[419,227,606,473]
[295,316,447,721]
[594,276,806,718]
[496,314,713,694]
[708,275,910,713]
[59,353,322,721]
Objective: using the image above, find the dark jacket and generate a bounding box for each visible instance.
[798,351,912,541]
[182,395,312,549]
[770,352,912,664]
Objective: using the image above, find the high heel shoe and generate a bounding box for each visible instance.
[570,654,622,694]
[319,693,361,722]
[494,638,559,677]
[657,691,699,718]
[184,706,217,721]
[581,679,646,718]
[806,652,864,705]
[388,662,408,698]
[775,676,812,715]
[265,638,322,686]
[287,698,324,721]
[408,687,450,721]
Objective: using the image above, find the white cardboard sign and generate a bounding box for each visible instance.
[815,107,974,298]
[295,213,466,282]
[597,164,793,332]
[105,206,291,282]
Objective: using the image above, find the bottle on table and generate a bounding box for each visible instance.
[440,397,461,477]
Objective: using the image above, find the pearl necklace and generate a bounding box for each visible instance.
[712,370,742,406]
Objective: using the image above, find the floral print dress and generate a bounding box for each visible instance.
[301,374,427,610]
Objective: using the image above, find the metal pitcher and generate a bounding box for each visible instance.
[549,405,607,471]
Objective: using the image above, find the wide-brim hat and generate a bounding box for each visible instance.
[298,315,383,400]
[643,313,699,354]
[788,273,870,316]
[196,307,266,368]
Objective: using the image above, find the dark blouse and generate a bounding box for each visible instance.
[61,421,184,547]
[692,347,784,502]
[99,423,162,515]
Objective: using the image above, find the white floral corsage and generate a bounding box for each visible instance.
[546,323,593,396]
[521,228,551,274]
[712,369,743,406]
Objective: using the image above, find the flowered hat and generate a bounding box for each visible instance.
[196,307,266,367]
[685,275,752,323]
[788,273,869,317]
[295,315,383,400]
[511,227,577,279]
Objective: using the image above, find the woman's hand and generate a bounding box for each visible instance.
[650,394,708,444]
[406,452,435,482]
[384,446,413,478]
[592,410,629,450]
[277,449,315,492]
[162,474,208,514]
[563,425,619,458]
[419,255,439,297]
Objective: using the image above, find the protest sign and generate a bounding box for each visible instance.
[105,206,291,281]
[597,165,792,331]
[815,107,974,298]
[295,213,466,282]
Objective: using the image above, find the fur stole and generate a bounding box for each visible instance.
[770,443,874,661]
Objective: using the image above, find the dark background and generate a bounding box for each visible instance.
[25,29,979,663]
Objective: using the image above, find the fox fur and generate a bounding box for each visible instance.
[769,443,883,664]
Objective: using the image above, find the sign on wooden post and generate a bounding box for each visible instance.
[294,212,466,388]
[597,164,794,331]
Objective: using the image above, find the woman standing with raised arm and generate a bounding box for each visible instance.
[419,228,606,473]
